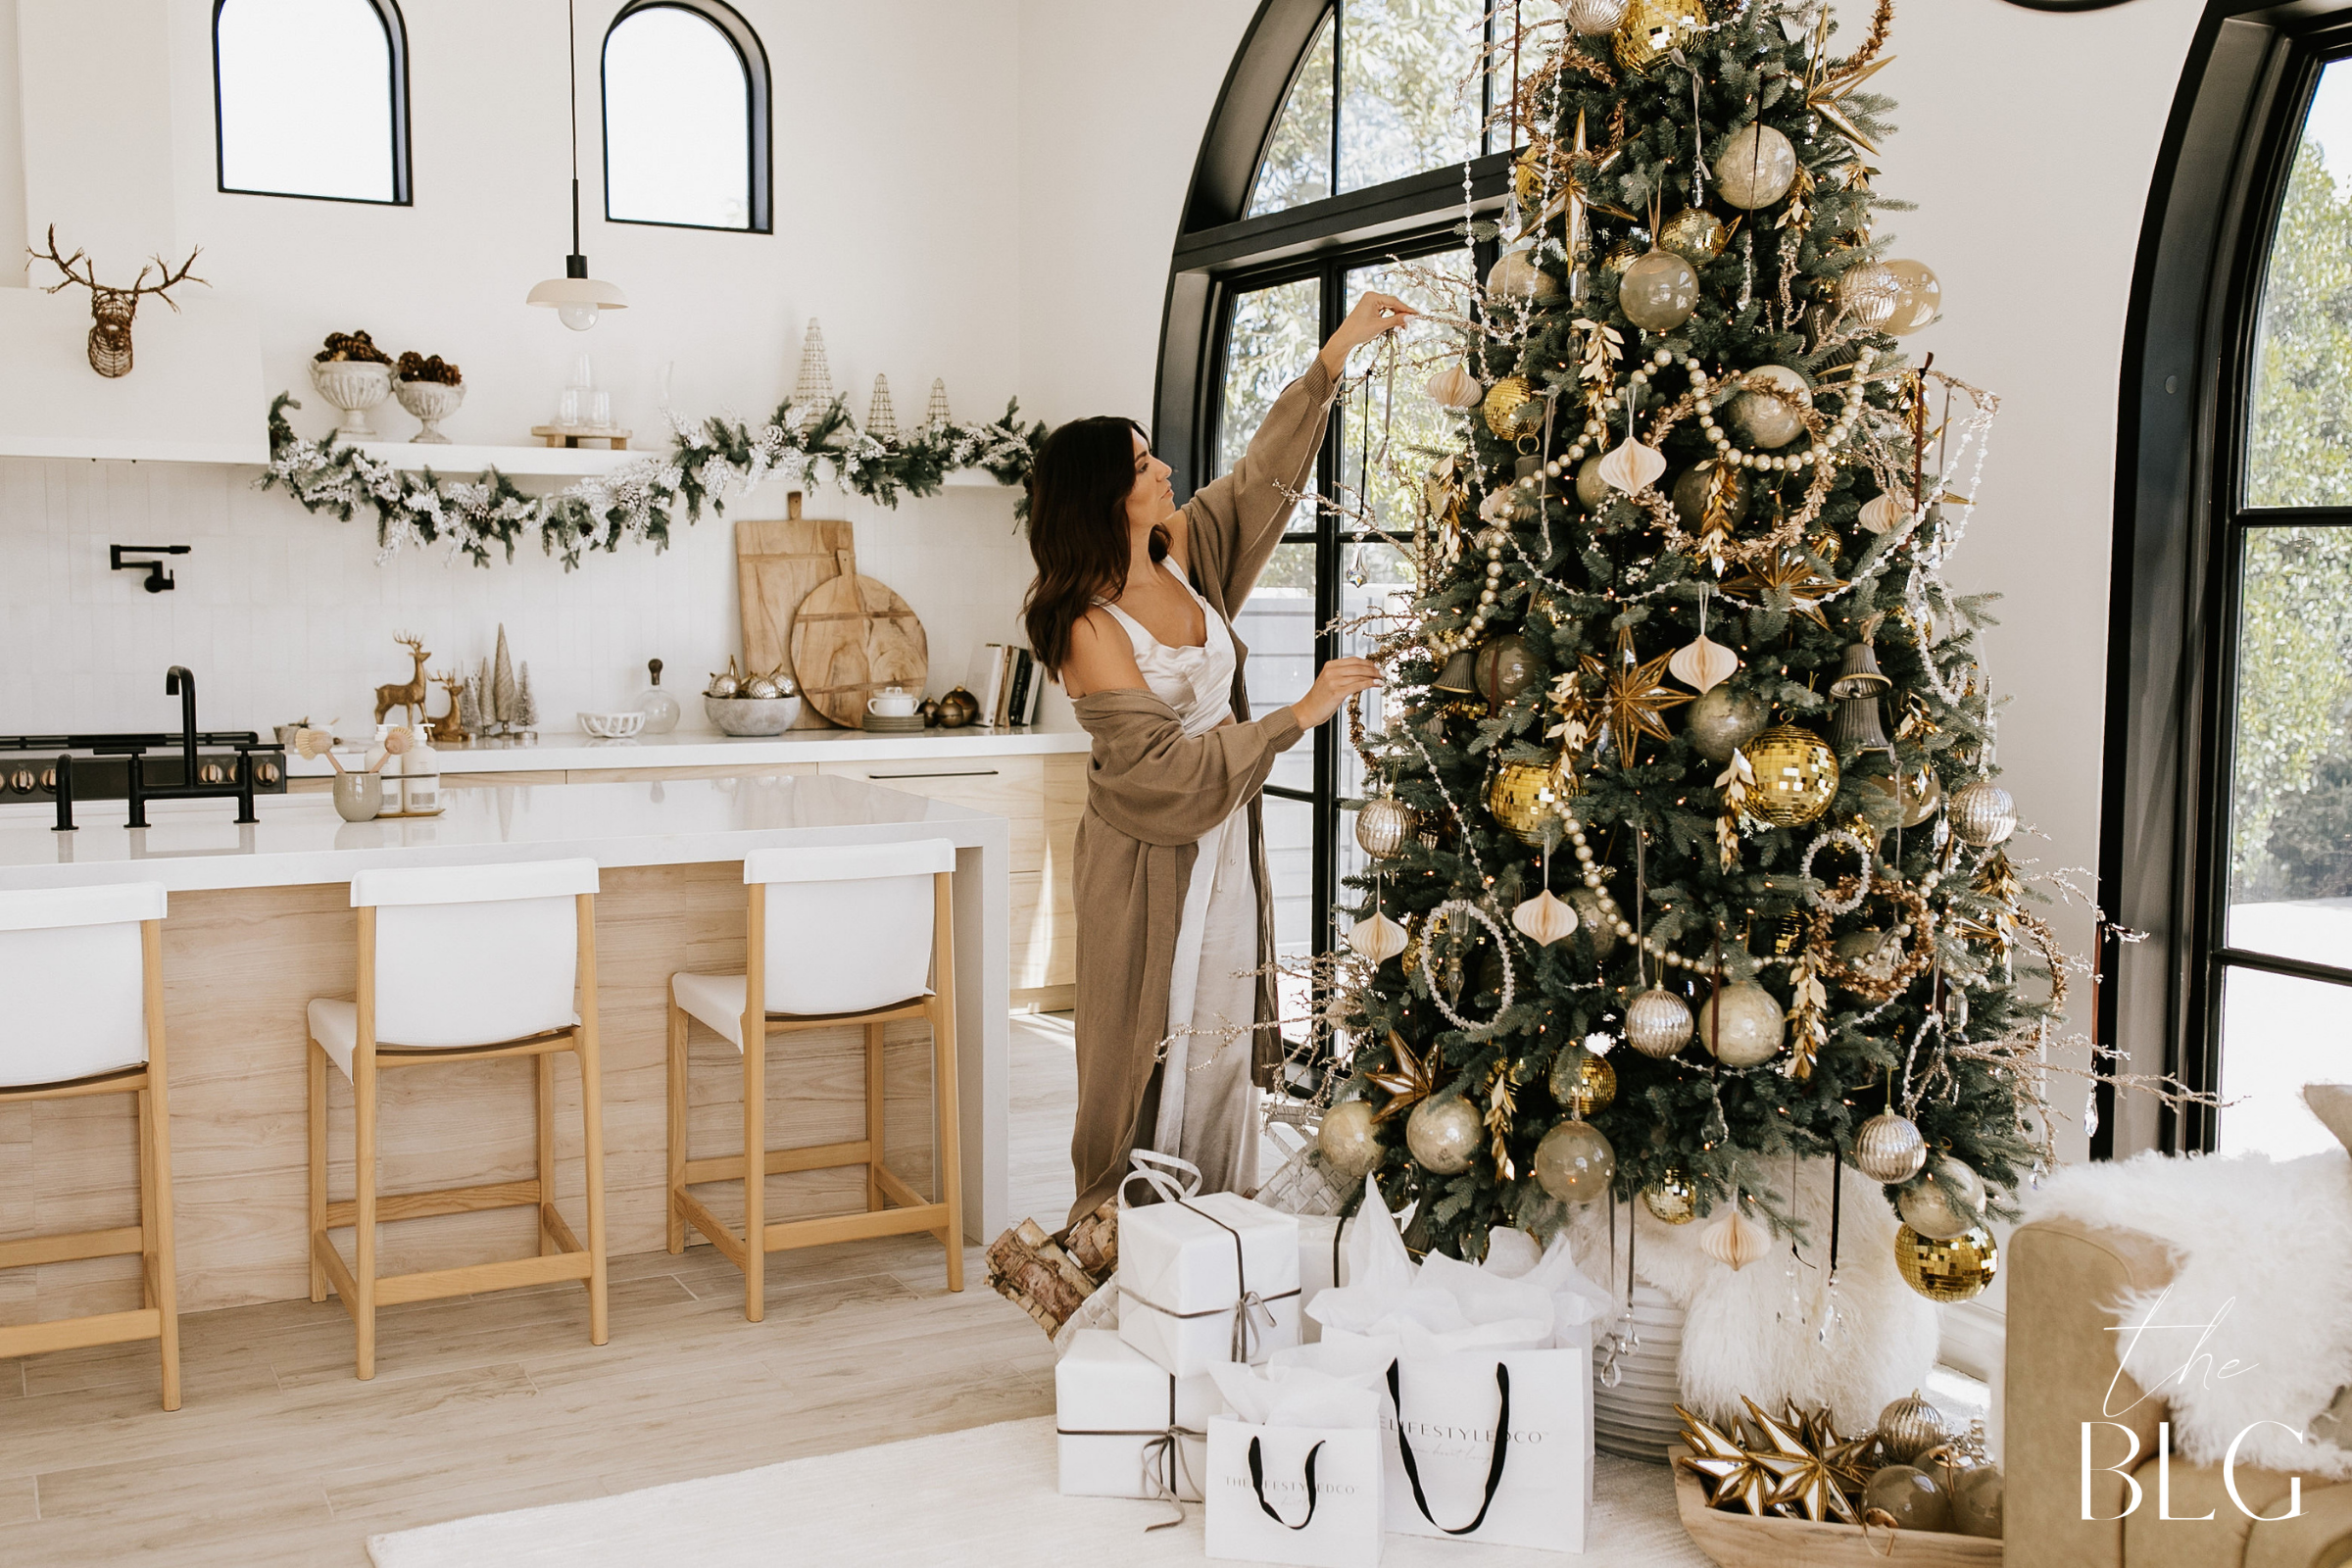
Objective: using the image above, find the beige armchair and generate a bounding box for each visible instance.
[2006,1214,2352,1567]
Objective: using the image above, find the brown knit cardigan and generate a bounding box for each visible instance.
[1064,359,1338,1223]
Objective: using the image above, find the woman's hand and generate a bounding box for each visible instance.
[1317,292,1418,379]
[1287,658,1384,732]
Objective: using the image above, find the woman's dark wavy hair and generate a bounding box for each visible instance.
[1022,415,1161,678]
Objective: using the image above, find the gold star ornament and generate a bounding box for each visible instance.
[1718,552,1846,632]
[1366,1030,1438,1124]
[1742,1396,1862,1525]
[1675,1404,1779,1516]
[1588,626,1694,767]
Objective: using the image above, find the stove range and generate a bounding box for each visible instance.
[4,667,289,830]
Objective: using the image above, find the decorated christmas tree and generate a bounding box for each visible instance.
[1316,0,2063,1294]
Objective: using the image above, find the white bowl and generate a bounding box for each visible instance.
[577,710,646,739]
[705,695,801,736]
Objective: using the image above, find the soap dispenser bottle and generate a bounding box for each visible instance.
[635,658,681,734]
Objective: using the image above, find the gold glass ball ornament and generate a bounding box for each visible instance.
[1619,247,1700,333]
[1316,1098,1384,1179]
[1860,766,1943,829]
[1897,1154,1987,1240]
[1877,1390,1952,1463]
[1684,686,1767,763]
[1694,980,1785,1067]
[1950,1463,2005,1539]
[1862,1465,1954,1532]
[1548,1043,1617,1115]
[1482,374,1544,440]
[1624,986,1694,1058]
[1488,760,1571,846]
[1472,634,1541,709]
[1405,1094,1485,1175]
[1670,460,1749,531]
[1534,1118,1617,1203]
[1575,453,1611,510]
[1948,779,2018,846]
[1852,1110,1929,1183]
[1883,258,1942,335]
[1565,0,1632,33]
[1614,0,1707,74]
[1658,207,1728,265]
[1642,1170,1698,1224]
[1355,794,1418,860]
[1838,260,1904,330]
[1894,1222,2000,1302]
[1713,122,1798,210]
[1486,243,1563,304]
[1747,724,1840,826]
[1726,365,1813,449]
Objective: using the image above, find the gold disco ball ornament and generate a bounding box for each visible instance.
[1548,1043,1617,1115]
[1894,1222,1999,1302]
[1614,0,1707,74]
[1642,1170,1698,1224]
[1488,760,1572,846]
[1482,374,1544,440]
[1658,206,1729,265]
[1746,724,1839,826]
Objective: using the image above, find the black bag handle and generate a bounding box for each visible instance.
[1246,1436,1325,1531]
[1387,1359,1512,1536]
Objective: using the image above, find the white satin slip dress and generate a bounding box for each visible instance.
[1093,562,1261,1195]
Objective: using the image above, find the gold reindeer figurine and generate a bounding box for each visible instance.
[426,671,468,746]
[29,225,206,379]
[373,633,432,727]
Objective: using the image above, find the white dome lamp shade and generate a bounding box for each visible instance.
[527,1,625,332]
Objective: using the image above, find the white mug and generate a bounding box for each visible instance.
[867,687,917,718]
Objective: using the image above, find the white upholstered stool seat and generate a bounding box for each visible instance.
[305,858,609,1381]
[666,839,965,1321]
[0,882,181,1409]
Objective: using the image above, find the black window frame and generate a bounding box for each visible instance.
[1159,0,1513,1029]
[212,0,413,207]
[2103,0,2352,1157]
[600,0,773,236]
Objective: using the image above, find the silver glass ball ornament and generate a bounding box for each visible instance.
[1624,987,1694,1058]
[1876,1391,1952,1465]
[1948,779,2018,846]
[1852,1110,1929,1183]
[1316,1099,1383,1179]
[1694,981,1785,1067]
[1487,243,1563,303]
[1897,1154,1987,1240]
[1712,123,1798,210]
[1404,1095,1484,1175]
[743,674,783,700]
[1883,259,1942,335]
[1619,248,1699,333]
[1838,260,1904,330]
[1564,0,1632,33]
[1684,686,1767,763]
[1534,1119,1617,1204]
[1355,795,1416,860]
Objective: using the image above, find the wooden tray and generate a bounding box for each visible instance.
[1670,1446,2002,1566]
[790,572,929,728]
[735,495,853,730]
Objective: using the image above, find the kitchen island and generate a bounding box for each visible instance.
[0,774,1010,1318]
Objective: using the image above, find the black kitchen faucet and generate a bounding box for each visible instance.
[123,667,260,827]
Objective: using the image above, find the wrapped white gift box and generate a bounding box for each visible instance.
[1118,1191,1300,1377]
[1294,1211,1355,1346]
[1054,1330,1220,1503]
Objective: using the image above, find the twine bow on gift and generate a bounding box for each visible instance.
[1139,1423,1205,1532]
[1116,1152,1298,1361]
[1231,1289,1279,1363]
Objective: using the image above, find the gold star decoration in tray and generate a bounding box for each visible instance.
[1674,1399,1881,1523]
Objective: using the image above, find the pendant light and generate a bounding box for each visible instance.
[526,0,627,331]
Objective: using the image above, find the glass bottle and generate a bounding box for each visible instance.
[635,658,681,734]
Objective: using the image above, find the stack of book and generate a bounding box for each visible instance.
[964,642,1045,728]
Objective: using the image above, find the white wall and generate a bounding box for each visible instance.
[0,0,1034,734]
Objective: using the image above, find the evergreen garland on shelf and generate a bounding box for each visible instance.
[1314,0,2099,1280]
[260,390,1046,568]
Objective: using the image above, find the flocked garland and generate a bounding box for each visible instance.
[260,391,1046,567]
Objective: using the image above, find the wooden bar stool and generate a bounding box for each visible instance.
[0,884,180,1409]
[666,839,964,1321]
[306,858,607,1380]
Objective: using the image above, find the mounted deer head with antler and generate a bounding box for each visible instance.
[28,225,207,378]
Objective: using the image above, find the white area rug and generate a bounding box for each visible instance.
[368,1415,1711,1567]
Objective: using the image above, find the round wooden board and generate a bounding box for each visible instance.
[789,573,929,728]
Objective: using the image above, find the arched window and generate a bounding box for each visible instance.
[602,0,771,234]
[213,0,410,204]
[2108,6,2352,1159]
[1161,0,1507,1036]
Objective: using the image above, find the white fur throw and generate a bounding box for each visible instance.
[2027,1147,2352,1478]
[1569,1159,1938,1434]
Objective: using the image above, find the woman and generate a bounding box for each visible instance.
[1024,292,1411,1222]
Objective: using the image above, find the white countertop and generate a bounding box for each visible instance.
[0,772,1010,893]
[282,724,1091,778]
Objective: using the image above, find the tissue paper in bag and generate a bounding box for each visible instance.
[1054,1330,1219,1503]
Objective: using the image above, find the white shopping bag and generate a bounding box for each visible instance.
[1382,1344,1593,1551]
[1293,1211,1354,1346]
[1202,1353,1385,1567]
[1054,1329,1219,1505]
[1117,1152,1301,1377]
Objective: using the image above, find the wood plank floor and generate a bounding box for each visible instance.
[0,1012,1084,1567]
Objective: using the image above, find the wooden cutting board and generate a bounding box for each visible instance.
[736,494,853,730]
[790,572,929,728]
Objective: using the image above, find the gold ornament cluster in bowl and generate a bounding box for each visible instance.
[1745,723,1839,826]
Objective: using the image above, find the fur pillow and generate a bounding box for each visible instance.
[2308,1083,2352,1155]
[2027,1147,2352,1479]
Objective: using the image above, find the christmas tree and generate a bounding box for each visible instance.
[1318,0,2062,1285]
